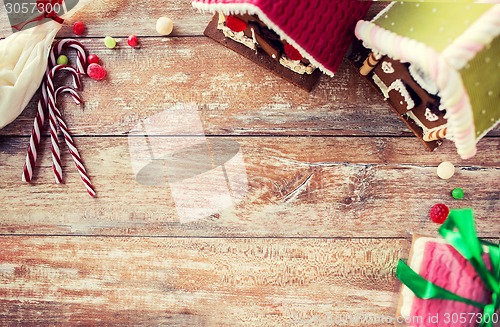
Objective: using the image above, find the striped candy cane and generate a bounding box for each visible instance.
[46,65,82,183]
[22,39,87,182]
[53,39,88,74]
[53,86,96,197]
[22,85,48,182]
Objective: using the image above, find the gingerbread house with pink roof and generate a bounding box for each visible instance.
[192,0,372,91]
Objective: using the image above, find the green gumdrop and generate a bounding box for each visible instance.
[104,36,117,49]
[57,55,68,65]
[451,188,464,200]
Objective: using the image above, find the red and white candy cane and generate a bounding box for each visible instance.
[22,39,87,182]
[53,86,96,198]
[22,85,48,182]
[52,39,88,74]
[46,65,82,183]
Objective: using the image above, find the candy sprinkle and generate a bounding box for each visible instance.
[87,63,107,81]
[56,55,69,65]
[104,36,117,49]
[87,54,100,65]
[128,35,139,47]
[437,161,455,180]
[451,188,464,200]
[430,203,449,224]
[156,17,174,36]
[73,21,85,35]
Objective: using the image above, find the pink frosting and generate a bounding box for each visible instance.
[410,242,492,327]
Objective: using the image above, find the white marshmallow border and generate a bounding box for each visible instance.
[355,4,500,159]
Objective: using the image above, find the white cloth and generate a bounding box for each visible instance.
[0,0,90,129]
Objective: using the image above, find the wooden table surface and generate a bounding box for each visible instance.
[0,1,499,326]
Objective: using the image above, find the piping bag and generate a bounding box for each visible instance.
[0,0,91,129]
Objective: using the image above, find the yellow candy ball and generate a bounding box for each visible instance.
[156,17,174,36]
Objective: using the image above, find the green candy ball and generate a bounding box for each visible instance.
[451,188,464,200]
[104,36,117,49]
[56,55,69,65]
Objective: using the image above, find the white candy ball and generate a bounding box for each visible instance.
[437,161,455,180]
[156,17,174,36]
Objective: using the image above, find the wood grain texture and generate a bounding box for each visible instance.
[0,237,409,326]
[0,38,429,137]
[1,136,498,237]
[0,0,211,38]
[1,1,498,325]
[1,36,498,138]
[0,1,388,38]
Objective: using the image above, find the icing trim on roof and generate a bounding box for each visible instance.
[371,1,395,22]
[441,5,500,70]
[192,1,335,76]
[355,20,477,159]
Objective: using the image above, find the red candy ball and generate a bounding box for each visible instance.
[87,54,100,65]
[284,44,303,61]
[87,63,107,81]
[128,35,139,47]
[429,203,450,224]
[73,21,85,35]
[225,16,247,33]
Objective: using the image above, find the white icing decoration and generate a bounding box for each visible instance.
[219,21,257,50]
[218,11,226,24]
[381,61,394,74]
[424,108,439,122]
[217,14,315,75]
[192,2,338,76]
[409,64,439,96]
[250,27,257,49]
[406,111,450,139]
[372,2,396,22]
[372,74,415,110]
[279,56,316,75]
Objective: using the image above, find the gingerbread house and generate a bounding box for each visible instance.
[192,0,372,91]
[350,2,499,159]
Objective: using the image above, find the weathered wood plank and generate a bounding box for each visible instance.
[0,0,210,38]
[2,37,499,138]
[0,1,388,38]
[0,38,410,137]
[0,237,410,326]
[0,136,498,237]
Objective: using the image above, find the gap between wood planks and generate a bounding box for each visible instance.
[0,235,414,239]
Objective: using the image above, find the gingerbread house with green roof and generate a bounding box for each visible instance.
[350,2,499,159]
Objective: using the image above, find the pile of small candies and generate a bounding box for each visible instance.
[429,161,466,224]
[68,16,175,80]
